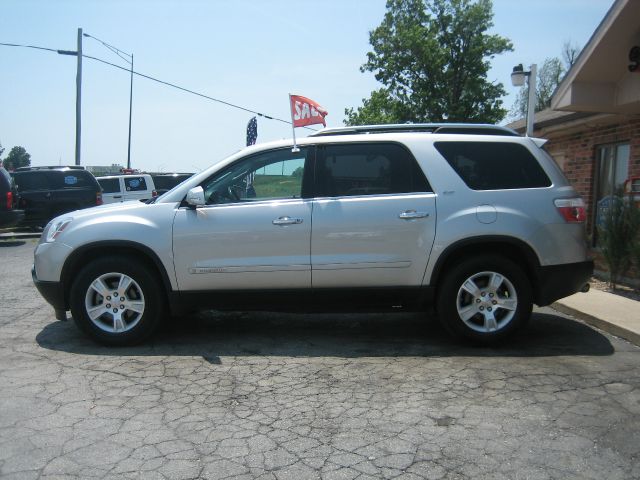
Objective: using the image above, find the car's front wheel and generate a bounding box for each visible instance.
[437,255,532,344]
[70,256,164,345]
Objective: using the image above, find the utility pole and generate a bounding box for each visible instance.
[57,29,83,165]
[75,28,83,166]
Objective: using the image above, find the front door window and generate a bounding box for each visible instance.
[202,148,308,205]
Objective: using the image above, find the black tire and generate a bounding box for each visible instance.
[436,255,532,344]
[69,256,165,346]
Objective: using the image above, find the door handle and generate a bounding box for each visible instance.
[399,210,429,220]
[272,216,303,226]
[113,195,122,199]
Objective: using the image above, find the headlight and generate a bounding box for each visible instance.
[45,218,73,242]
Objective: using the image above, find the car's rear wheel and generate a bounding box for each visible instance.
[70,256,164,345]
[437,255,532,344]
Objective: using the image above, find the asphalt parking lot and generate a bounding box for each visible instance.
[1,240,639,480]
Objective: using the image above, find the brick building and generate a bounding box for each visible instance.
[507,0,640,280]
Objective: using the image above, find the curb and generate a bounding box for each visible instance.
[552,301,640,347]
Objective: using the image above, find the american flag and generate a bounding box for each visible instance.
[246,116,258,146]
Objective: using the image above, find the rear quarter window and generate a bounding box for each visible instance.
[124,177,148,192]
[51,171,97,189]
[434,141,551,190]
[0,168,12,190]
[14,172,49,191]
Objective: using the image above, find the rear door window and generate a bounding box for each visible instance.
[98,178,121,193]
[315,143,431,197]
[434,141,551,190]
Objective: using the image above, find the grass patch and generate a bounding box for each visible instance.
[252,175,301,198]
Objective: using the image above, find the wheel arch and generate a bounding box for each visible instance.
[61,240,173,308]
[428,236,543,304]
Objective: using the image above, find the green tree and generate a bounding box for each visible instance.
[3,146,31,171]
[345,0,513,126]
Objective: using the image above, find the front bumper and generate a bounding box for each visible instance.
[535,260,594,306]
[32,266,67,319]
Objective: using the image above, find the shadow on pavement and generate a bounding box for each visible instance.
[36,310,614,359]
[0,240,26,247]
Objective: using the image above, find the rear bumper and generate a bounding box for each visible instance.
[535,260,594,306]
[0,209,24,229]
[32,266,67,316]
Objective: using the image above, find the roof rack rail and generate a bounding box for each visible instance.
[310,123,519,137]
[15,165,86,171]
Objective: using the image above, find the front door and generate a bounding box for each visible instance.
[173,147,313,291]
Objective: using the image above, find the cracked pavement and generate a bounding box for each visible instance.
[1,241,639,479]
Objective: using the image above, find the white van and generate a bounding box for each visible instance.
[97,174,157,204]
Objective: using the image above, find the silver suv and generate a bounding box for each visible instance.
[32,124,593,345]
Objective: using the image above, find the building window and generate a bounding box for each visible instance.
[593,143,630,245]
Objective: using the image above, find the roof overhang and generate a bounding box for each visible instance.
[551,0,640,114]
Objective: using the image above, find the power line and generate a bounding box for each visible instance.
[0,41,317,131]
[83,53,301,127]
[0,42,58,53]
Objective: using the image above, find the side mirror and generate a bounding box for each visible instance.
[186,186,206,208]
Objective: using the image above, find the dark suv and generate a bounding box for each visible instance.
[151,173,193,195]
[13,166,103,227]
[0,166,24,228]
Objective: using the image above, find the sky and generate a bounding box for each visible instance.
[1,0,613,173]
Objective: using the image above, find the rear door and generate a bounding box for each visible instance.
[14,171,51,224]
[311,142,437,288]
[97,177,123,204]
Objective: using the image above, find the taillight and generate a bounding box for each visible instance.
[96,192,103,206]
[152,190,158,198]
[554,198,586,223]
[6,191,12,210]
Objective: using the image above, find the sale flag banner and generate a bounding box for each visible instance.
[289,94,328,128]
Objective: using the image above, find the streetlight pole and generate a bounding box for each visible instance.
[83,33,133,168]
[511,63,537,137]
[127,54,133,169]
[525,64,537,138]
